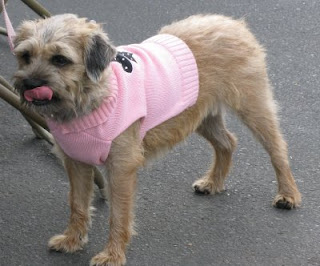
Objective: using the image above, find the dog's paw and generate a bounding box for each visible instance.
[273,193,301,210]
[192,177,225,195]
[90,251,126,266]
[48,233,88,253]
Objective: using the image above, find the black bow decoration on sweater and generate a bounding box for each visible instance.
[112,52,137,73]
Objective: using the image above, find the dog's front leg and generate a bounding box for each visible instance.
[49,146,95,253]
[91,125,144,266]
[91,167,137,266]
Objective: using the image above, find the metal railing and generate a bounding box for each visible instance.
[0,0,52,143]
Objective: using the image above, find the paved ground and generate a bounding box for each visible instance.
[1,0,319,265]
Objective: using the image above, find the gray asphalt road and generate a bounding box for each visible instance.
[1,1,319,265]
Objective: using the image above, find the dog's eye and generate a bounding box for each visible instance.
[21,51,31,64]
[51,55,72,67]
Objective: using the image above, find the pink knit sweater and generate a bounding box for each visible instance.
[47,34,199,165]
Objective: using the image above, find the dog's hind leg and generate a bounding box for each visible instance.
[48,149,94,252]
[193,110,237,194]
[93,167,108,200]
[234,86,301,209]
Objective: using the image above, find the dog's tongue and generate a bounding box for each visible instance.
[24,86,53,102]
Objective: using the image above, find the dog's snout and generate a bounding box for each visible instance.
[22,78,47,91]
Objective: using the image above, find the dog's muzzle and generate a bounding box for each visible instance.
[22,78,54,106]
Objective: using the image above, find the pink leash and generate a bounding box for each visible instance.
[1,0,16,53]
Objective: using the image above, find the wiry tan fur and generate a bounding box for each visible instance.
[13,14,301,266]
[13,14,114,122]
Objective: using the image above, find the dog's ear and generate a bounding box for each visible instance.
[13,20,38,48]
[84,34,116,83]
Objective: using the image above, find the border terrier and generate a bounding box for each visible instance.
[13,14,301,265]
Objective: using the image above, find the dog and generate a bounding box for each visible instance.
[13,14,301,265]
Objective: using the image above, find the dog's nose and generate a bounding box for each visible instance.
[22,78,47,91]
